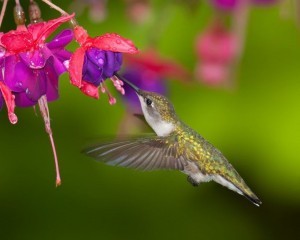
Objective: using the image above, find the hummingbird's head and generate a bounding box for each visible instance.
[117,74,177,136]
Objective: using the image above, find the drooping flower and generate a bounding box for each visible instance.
[200,0,277,87]
[195,22,237,86]
[69,25,138,103]
[0,2,74,186]
[0,14,74,107]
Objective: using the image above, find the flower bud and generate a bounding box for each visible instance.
[29,1,43,23]
[14,4,26,26]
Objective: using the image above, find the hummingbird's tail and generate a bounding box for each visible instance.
[233,177,262,207]
[213,175,262,207]
[242,191,262,207]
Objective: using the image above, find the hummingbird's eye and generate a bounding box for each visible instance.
[146,98,152,106]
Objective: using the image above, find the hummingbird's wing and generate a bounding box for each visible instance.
[83,136,188,171]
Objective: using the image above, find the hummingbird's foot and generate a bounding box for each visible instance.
[187,176,199,187]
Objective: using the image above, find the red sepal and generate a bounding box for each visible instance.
[69,47,86,88]
[93,33,138,54]
[80,81,99,99]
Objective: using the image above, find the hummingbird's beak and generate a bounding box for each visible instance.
[114,73,140,94]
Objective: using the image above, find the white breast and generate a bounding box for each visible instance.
[150,120,175,137]
[138,95,175,137]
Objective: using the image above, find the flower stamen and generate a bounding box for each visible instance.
[102,83,116,105]
[38,95,61,187]
[110,75,125,95]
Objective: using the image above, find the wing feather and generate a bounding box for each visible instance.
[84,136,187,171]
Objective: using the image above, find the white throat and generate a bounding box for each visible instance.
[138,95,175,137]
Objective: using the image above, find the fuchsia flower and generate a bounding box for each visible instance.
[0,14,74,109]
[69,25,138,103]
[195,22,237,86]
[122,49,189,112]
[0,6,74,186]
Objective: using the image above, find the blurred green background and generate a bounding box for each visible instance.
[1,0,300,239]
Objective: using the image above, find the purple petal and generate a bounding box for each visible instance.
[103,51,122,78]
[25,68,47,102]
[14,57,59,106]
[82,48,123,86]
[86,47,105,67]
[41,46,69,76]
[46,29,74,50]
[83,53,103,85]
[14,91,36,107]
[45,57,59,102]
[4,55,35,92]
[19,50,47,69]
[44,29,73,75]
[116,53,123,67]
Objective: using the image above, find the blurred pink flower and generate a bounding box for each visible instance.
[124,0,151,24]
[195,22,237,86]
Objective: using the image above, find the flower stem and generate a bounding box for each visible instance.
[41,0,69,15]
[0,0,8,29]
[38,95,61,187]
[41,0,77,26]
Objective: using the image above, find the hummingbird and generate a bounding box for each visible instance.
[85,73,262,206]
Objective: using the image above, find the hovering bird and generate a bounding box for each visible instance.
[84,73,261,206]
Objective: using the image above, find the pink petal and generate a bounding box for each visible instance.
[0,30,33,53]
[69,47,86,88]
[93,33,138,54]
[80,81,99,99]
[0,81,18,124]
[196,62,228,85]
[27,22,44,41]
[195,25,237,64]
[29,13,75,45]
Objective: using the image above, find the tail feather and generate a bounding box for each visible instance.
[242,192,262,207]
[212,175,262,207]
